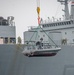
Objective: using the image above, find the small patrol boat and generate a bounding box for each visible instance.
[22,25,61,57]
[22,39,61,57]
[22,45,61,57]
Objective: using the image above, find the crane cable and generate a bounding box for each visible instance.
[26,25,58,47]
[26,0,58,47]
[39,26,58,47]
[54,3,61,18]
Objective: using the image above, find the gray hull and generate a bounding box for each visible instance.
[0,44,74,75]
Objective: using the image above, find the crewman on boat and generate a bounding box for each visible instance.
[36,38,43,49]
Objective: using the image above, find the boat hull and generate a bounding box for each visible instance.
[24,52,57,57]
[22,47,61,57]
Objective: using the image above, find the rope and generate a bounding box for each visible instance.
[35,31,38,40]
[54,3,61,18]
[39,26,58,47]
[27,26,40,44]
[26,24,58,47]
[28,31,36,43]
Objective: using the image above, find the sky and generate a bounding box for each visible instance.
[0,0,70,42]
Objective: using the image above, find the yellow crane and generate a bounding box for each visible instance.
[36,0,40,25]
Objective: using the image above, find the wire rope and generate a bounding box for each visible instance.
[54,3,61,18]
[39,26,58,47]
[27,26,40,44]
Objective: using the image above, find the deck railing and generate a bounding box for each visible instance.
[24,43,58,50]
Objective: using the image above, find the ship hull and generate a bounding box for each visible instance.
[0,44,74,75]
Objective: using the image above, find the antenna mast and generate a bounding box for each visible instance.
[58,0,70,20]
[71,0,74,19]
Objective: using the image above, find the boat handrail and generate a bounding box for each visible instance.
[24,43,59,50]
